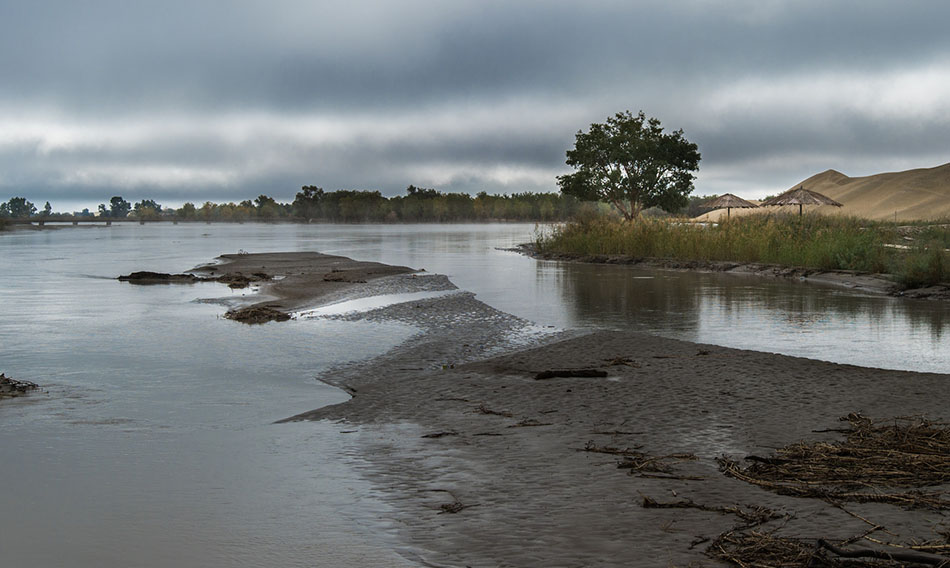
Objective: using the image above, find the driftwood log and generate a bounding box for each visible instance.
[534,369,607,380]
[818,539,950,567]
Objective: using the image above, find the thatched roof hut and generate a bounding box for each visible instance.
[761,186,843,216]
[703,193,758,218]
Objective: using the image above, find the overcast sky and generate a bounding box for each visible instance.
[2,1,949,210]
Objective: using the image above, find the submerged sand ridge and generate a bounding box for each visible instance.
[119,251,428,323]
[190,251,421,313]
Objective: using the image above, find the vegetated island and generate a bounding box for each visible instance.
[128,251,950,567]
[532,213,950,300]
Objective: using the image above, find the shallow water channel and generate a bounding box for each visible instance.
[1,222,948,567]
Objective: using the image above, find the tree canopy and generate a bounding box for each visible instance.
[0,197,37,218]
[133,199,162,219]
[557,110,701,220]
[98,196,132,218]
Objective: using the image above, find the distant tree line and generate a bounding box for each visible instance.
[1,187,586,224]
[288,186,582,222]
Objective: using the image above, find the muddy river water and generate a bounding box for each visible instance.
[2,223,948,567]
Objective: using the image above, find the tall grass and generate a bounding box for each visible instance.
[536,213,950,288]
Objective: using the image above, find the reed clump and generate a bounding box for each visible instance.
[536,213,950,288]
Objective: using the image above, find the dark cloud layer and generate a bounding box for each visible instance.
[2,1,950,210]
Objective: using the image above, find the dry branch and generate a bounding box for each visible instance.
[720,413,950,510]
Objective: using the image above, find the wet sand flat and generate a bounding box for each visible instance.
[181,252,950,566]
[291,325,950,566]
[256,254,950,566]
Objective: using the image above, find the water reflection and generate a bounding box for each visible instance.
[550,260,950,372]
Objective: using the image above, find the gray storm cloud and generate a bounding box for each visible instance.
[2,1,950,209]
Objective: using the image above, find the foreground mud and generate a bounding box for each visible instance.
[127,251,950,565]
[285,276,950,566]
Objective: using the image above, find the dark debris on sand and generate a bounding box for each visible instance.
[720,413,950,510]
[224,305,292,324]
[1,373,39,400]
[709,413,950,567]
[117,271,272,289]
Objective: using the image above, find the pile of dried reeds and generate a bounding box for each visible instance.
[710,531,831,567]
[720,413,950,509]
[710,530,950,567]
[707,530,935,567]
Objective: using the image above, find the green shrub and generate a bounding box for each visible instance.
[895,246,949,288]
[537,213,949,287]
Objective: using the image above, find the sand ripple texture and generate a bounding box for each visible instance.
[286,270,950,567]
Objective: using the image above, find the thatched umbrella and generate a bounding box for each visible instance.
[703,193,758,218]
[760,186,843,216]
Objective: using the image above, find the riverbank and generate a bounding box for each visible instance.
[534,215,950,296]
[522,245,950,300]
[244,253,950,567]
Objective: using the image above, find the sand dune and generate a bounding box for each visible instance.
[699,162,950,221]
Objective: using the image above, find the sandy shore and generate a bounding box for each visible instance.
[140,252,950,566]
[289,326,950,566]
[221,253,945,567]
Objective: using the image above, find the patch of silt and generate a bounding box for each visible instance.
[224,305,292,324]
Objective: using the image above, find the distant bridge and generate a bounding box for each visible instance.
[7,217,187,227]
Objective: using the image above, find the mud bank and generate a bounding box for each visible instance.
[521,245,950,300]
[280,256,950,566]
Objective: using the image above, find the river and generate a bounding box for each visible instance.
[1,222,948,567]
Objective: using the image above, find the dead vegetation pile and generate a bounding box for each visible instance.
[720,413,950,509]
[592,413,950,566]
[705,413,950,567]
[707,530,950,567]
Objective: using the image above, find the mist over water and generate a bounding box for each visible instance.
[2,223,948,567]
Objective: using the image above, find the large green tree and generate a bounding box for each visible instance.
[557,110,701,220]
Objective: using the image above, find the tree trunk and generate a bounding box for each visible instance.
[629,199,643,220]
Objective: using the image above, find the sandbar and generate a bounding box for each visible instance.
[144,251,950,566]
[268,254,950,567]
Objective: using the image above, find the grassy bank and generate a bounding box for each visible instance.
[536,213,950,288]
